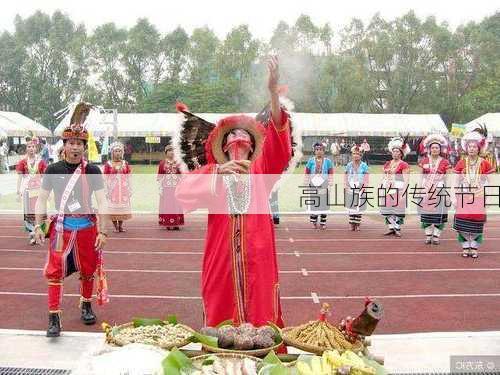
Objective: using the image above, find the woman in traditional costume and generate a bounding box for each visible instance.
[16,137,47,244]
[157,145,184,230]
[452,125,494,258]
[305,142,333,229]
[345,145,369,231]
[380,136,410,237]
[418,134,450,245]
[103,142,132,232]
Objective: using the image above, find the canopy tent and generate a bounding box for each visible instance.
[295,113,448,137]
[0,111,52,137]
[0,127,7,139]
[55,111,449,139]
[54,113,181,137]
[464,113,500,138]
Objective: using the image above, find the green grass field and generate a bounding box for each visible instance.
[2,163,498,214]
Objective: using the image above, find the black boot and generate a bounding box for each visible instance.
[46,312,61,337]
[81,301,97,325]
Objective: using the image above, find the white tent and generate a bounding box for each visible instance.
[0,111,52,137]
[295,113,448,137]
[54,113,181,137]
[55,111,449,139]
[464,113,500,138]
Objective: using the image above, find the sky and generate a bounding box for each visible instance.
[0,0,498,39]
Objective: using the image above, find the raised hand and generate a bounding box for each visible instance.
[267,56,279,94]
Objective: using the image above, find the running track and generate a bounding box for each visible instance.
[1,213,499,334]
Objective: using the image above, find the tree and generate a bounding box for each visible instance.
[217,25,260,109]
[187,27,220,83]
[89,23,131,110]
[7,11,90,127]
[122,18,161,106]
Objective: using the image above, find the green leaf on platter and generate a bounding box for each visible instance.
[166,315,178,325]
[161,348,192,375]
[362,357,388,375]
[258,363,290,375]
[263,350,282,365]
[216,319,233,328]
[201,356,218,366]
[133,317,165,327]
[189,331,219,348]
[111,326,120,336]
[267,321,283,344]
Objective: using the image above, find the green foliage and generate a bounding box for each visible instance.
[1,11,499,126]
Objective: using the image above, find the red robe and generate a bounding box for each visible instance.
[176,116,291,328]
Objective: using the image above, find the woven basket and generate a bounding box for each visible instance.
[201,339,283,357]
[192,352,262,365]
[104,322,194,350]
[281,327,364,355]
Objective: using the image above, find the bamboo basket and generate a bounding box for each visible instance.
[282,326,364,355]
[201,339,284,358]
[103,322,194,350]
[192,352,262,366]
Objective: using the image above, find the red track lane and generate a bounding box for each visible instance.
[1,214,500,334]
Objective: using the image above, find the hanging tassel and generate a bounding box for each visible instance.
[96,250,109,306]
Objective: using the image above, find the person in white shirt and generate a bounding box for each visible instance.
[330,139,340,167]
[0,140,8,174]
[360,138,371,164]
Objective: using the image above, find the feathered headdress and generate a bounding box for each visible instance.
[422,133,448,154]
[387,135,411,158]
[57,102,101,142]
[461,123,489,153]
[109,141,124,153]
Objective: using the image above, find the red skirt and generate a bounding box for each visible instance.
[159,186,184,226]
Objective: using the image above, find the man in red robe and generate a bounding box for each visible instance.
[175,57,292,328]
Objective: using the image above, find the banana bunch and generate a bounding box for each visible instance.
[296,350,376,375]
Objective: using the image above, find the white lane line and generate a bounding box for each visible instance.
[301,268,308,276]
[279,238,500,242]
[2,267,500,274]
[298,251,500,255]
[0,248,297,256]
[311,292,320,303]
[0,291,313,300]
[2,235,500,243]
[0,235,204,241]
[319,293,500,299]
[0,267,302,274]
[306,268,500,274]
[2,248,500,256]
